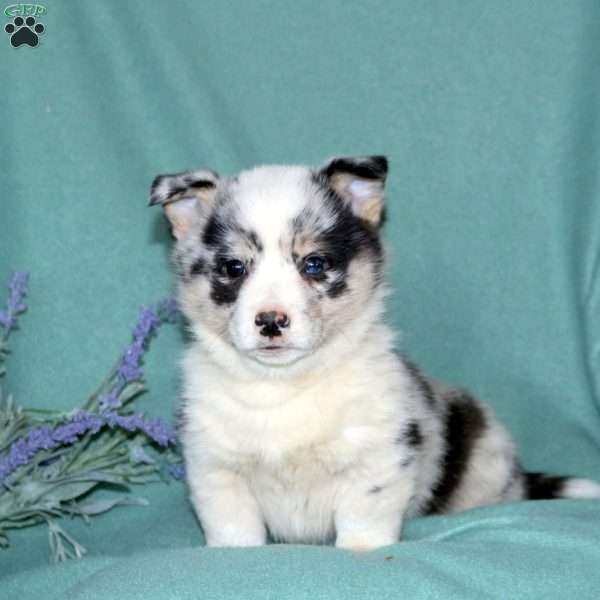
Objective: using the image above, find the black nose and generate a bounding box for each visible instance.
[255,311,290,337]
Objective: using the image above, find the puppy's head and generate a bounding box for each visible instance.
[150,156,388,371]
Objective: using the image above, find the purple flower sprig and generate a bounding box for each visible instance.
[0,282,184,561]
[0,410,177,482]
[97,298,178,411]
[0,272,29,336]
[118,306,159,383]
[0,296,181,482]
[167,463,186,480]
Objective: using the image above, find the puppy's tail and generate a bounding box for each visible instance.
[525,472,600,500]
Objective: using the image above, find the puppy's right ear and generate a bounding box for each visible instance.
[149,169,220,240]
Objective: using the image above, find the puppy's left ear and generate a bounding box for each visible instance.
[149,168,220,240]
[316,156,388,227]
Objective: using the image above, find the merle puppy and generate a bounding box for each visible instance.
[150,156,600,550]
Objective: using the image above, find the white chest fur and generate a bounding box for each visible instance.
[180,335,423,545]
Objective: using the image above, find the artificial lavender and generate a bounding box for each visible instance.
[0,410,177,482]
[0,271,29,333]
[99,300,177,411]
[1,293,179,482]
[0,273,184,561]
[167,463,186,480]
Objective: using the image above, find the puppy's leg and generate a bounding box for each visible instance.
[189,468,266,547]
[334,470,414,551]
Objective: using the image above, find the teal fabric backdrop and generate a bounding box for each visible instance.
[1,1,599,598]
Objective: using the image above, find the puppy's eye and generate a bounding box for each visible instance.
[220,259,246,279]
[302,255,328,276]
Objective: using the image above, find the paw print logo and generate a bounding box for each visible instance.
[5,16,45,47]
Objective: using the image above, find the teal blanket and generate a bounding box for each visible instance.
[2,1,599,598]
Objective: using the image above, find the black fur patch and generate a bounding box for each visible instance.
[149,170,218,206]
[201,212,259,304]
[326,278,348,299]
[322,156,388,181]
[395,421,423,448]
[296,178,383,299]
[402,357,437,409]
[396,421,422,468]
[202,213,228,249]
[524,473,566,500]
[149,175,168,205]
[319,188,383,265]
[424,391,486,514]
[209,274,244,306]
[190,257,207,276]
[203,214,262,256]
[405,422,423,448]
[188,179,216,189]
[368,485,384,494]
[169,185,186,196]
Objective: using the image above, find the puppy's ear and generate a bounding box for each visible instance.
[149,169,220,240]
[316,156,388,227]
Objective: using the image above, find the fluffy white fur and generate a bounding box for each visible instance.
[150,157,600,551]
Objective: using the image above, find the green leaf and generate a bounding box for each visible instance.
[74,495,148,516]
[117,381,146,406]
[16,480,95,505]
[18,472,130,504]
[2,515,45,529]
[47,519,87,562]
[128,442,156,465]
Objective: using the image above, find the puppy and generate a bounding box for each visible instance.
[150,156,600,550]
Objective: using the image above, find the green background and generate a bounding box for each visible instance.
[1,1,599,598]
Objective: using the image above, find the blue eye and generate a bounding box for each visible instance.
[303,255,327,276]
[221,259,246,278]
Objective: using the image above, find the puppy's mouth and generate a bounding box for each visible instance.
[248,344,307,365]
[253,344,295,355]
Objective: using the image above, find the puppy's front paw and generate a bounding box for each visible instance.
[335,533,396,552]
[205,527,266,548]
[205,523,266,548]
